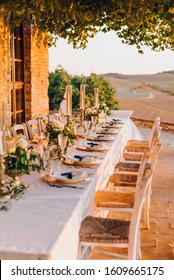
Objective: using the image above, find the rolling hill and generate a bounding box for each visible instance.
[103,71,174,122]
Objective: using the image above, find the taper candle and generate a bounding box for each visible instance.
[65,85,72,116]
[80,85,85,109]
[94,88,99,108]
[68,85,72,116]
[0,131,4,155]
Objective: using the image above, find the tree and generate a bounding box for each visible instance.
[0,1,173,53]
[48,66,118,111]
[48,65,71,110]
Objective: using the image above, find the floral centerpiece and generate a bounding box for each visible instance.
[46,119,75,145]
[45,119,64,144]
[98,103,111,116]
[5,136,43,178]
[46,119,75,160]
[84,107,99,121]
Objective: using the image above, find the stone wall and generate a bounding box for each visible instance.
[0,18,11,126]
[30,25,49,120]
[131,117,174,133]
[0,18,49,125]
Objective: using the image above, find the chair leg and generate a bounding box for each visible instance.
[143,182,151,229]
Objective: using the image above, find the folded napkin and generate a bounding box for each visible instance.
[87,142,99,147]
[74,155,84,161]
[61,172,73,179]
[106,122,114,126]
[97,135,105,138]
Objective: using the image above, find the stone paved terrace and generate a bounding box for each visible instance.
[141,146,174,260]
[92,129,174,260]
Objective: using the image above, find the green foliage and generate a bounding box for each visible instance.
[6,146,43,177]
[0,0,174,52]
[48,66,118,111]
[46,119,75,145]
[48,65,71,110]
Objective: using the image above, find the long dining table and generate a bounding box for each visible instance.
[0,111,142,260]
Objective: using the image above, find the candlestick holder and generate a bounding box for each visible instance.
[80,109,84,127]
[0,153,11,198]
[66,115,70,125]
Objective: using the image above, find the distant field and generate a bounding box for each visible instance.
[103,71,174,123]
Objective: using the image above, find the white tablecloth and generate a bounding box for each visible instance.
[0,114,142,260]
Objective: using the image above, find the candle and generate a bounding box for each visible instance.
[68,85,72,116]
[0,131,4,155]
[94,88,99,108]
[80,85,85,109]
[65,85,72,116]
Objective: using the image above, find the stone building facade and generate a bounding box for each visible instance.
[0,18,49,126]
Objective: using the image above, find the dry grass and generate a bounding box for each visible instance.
[103,71,174,122]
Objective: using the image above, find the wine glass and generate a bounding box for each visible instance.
[83,120,91,136]
[91,116,98,131]
[58,134,68,157]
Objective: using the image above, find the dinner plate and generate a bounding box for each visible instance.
[96,128,118,134]
[87,135,114,141]
[108,118,125,124]
[61,154,101,166]
[76,142,109,151]
[43,169,89,185]
[102,124,122,129]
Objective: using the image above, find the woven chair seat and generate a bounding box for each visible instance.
[115,162,140,172]
[109,173,137,184]
[127,140,149,146]
[94,190,135,208]
[80,216,130,243]
[126,145,149,153]
[122,153,143,162]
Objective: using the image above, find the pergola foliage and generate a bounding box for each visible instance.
[0,0,174,52]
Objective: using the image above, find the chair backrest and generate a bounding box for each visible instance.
[48,113,62,122]
[148,117,161,147]
[148,139,162,171]
[10,123,29,140]
[128,162,153,259]
[135,149,151,185]
[26,119,41,140]
[5,128,12,137]
[37,116,49,132]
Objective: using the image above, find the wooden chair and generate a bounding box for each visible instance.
[37,116,49,132]
[126,116,160,147]
[26,119,41,140]
[95,140,162,229]
[120,126,161,163]
[79,163,153,260]
[10,123,29,140]
[5,128,12,137]
[48,113,61,122]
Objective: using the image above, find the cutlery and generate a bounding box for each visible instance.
[47,182,83,189]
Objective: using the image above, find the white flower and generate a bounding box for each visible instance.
[52,119,64,130]
[91,109,98,115]
[85,108,92,115]
[17,137,29,150]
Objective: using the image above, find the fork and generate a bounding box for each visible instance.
[47,182,83,189]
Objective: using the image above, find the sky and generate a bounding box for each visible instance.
[49,31,174,76]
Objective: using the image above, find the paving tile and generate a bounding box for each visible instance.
[141,147,174,260]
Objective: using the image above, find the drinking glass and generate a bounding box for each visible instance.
[83,120,91,136]
[91,116,98,131]
[58,134,68,157]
